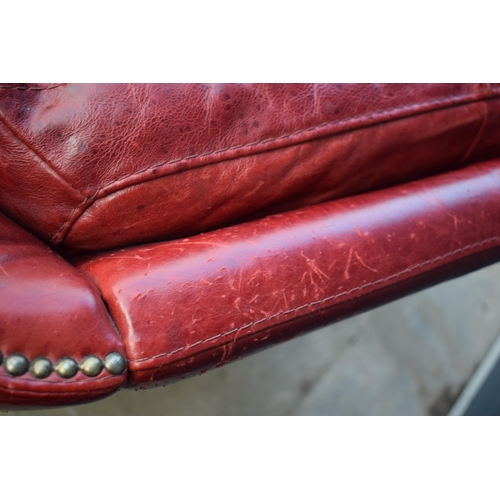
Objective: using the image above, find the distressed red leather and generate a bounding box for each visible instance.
[76,160,500,386]
[2,84,500,251]
[2,83,500,409]
[0,213,127,408]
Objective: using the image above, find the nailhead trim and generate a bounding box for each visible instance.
[0,351,126,379]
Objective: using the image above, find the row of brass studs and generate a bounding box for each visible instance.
[0,351,126,379]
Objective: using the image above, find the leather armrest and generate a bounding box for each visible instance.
[0,213,127,408]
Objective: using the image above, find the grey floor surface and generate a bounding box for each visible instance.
[5,262,500,416]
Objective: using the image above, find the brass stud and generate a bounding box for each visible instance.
[80,355,103,377]
[1,351,125,379]
[54,357,78,379]
[4,354,29,376]
[30,357,53,379]
[104,352,126,375]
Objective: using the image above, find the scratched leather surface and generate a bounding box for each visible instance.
[76,160,500,387]
[3,83,500,408]
[2,84,500,251]
[0,213,126,408]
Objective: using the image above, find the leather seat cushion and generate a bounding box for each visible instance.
[2,83,500,251]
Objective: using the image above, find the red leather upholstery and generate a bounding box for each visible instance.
[1,83,500,408]
[76,160,500,386]
[2,84,500,252]
[0,213,126,408]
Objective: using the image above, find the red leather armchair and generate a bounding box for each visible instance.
[2,83,500,409]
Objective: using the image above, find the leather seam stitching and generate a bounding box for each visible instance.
[97,89,500,194]
[131,234,500,365]
[58,89,500,245]
[50,194,93,243]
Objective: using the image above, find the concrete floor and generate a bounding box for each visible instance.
[5,262,500,416]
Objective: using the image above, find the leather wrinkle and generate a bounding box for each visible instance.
[55,90,500,247]
[130,234,500,367]
[456,102,489,168]
[81,268,127,344]
[0,84,66,91]
[0,384,118,397]
[0,373,119,386]
[0,112,85,198]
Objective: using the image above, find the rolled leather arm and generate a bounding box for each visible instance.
[0,213,127,408]
[77,159,500,387]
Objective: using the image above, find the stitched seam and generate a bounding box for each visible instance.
[50,194,92,243]
[0,84,66,91]
[97,89,500,194]
[131,235,500,365]
[59,89,500,245]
